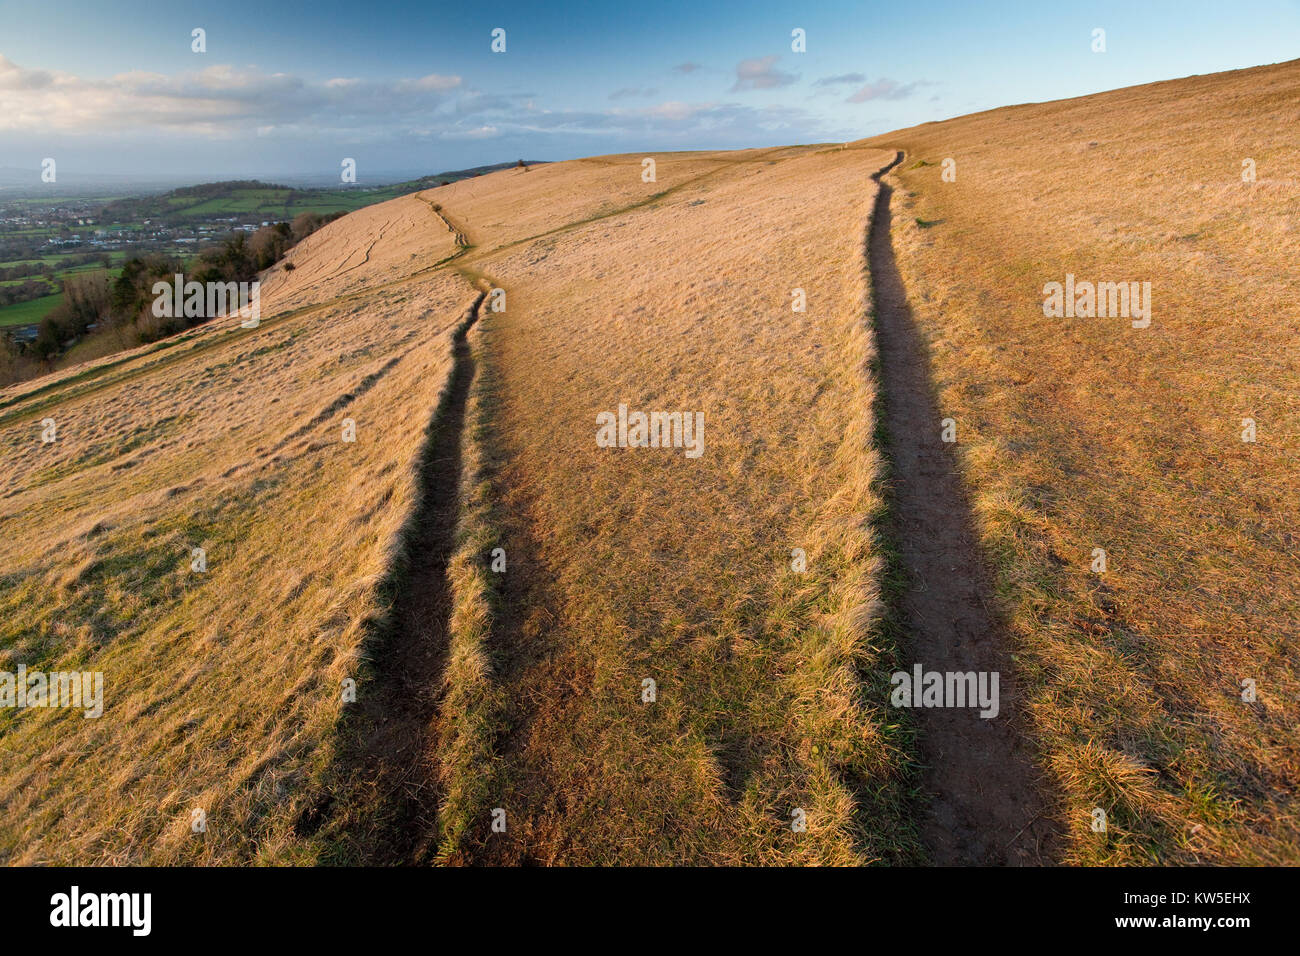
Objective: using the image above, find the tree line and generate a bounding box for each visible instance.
[1,212,341,385]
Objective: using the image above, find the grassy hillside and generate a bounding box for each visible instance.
[1,60,1295,866]
[434,145,914,864]
[0,196,469,863]
[860,58,1300,863]
[0,149,913,864]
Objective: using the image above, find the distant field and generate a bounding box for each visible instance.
[0,292,63,327]
[96,170,527,225]
[0,195,120,207]
[0,265,121,330]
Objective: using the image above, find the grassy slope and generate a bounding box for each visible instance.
[0,195,473,863]
[5,55,1294,866]
[3,150,912,865]
[425,146,916,864]
[860,59,1299,863]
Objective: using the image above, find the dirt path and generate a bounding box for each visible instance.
[868,153,1062,864]
[311,288,485,863]
[416,195,470,248]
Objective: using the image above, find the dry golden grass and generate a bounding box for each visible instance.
[426,144,916,864]
[435,147,814,254]
[433,313,507,861]
[860,59,1300,863]
[263,198,461,311]
[0,195,478,863]
[2,145,916,866]
[8,59,1293,867]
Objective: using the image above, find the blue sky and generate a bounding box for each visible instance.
[2,0,1298,183]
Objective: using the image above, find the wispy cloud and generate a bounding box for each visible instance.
[846,77,925,102]
[674,62,702,74]
[609,87,658,100]
[639,100,709,121]
[814,72,866,87]
[440,125,499,140]
[508,98,825,141]
[730,56,797,92]
[0,51,859,175]
[0,54,462,135]
[455,90,527,115]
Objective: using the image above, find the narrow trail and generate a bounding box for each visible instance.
[312,288,485,863]
[415,194,470,248]
[867,152,1062,864]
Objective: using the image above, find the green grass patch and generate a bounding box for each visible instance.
[0,291,63,327]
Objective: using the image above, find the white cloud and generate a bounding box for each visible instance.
[609,87,658,101]
[0,54,463,135]
[397,73,462,92]
[731,56,797,92]
[0,52,855,172]
[441,125,499,139]
[814,73,866,87]
[641,100,707,121]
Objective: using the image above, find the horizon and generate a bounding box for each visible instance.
[3,0,1300,185]
[0,159,551,193]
